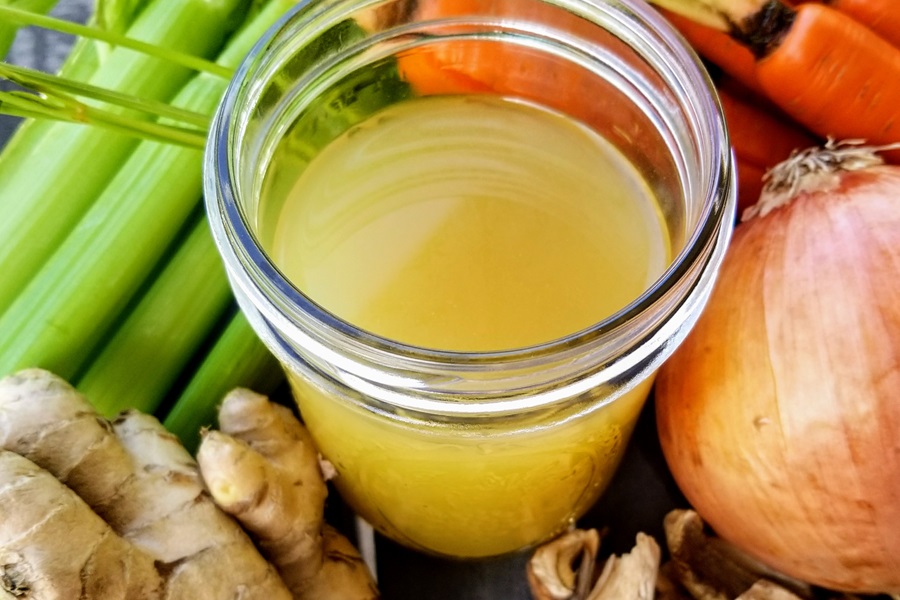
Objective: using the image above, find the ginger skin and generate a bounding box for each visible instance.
[0,450,163,599]
[197,388,379,600]
[0,369,291,600]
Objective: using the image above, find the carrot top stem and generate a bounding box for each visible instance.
[732,0,796,58]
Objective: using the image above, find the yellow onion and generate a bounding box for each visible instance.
[655,141,900,594]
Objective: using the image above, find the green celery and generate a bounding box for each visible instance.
[0,0,150,169]
[0,0,59,59]
[0,0,250,314]
[0,6,231,77]
[163,310,285,454]
[0,61,212,129]
[77,215,233,417]
[95,0,148,34]
[0,0,299,380]
[0,87,208,147]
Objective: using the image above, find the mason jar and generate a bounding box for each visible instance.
[204,0,735,559]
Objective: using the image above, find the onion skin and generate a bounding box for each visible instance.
[655,160,900,593]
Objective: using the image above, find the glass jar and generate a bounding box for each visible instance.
[204,0,735,559]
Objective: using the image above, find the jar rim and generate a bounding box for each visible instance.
[204,0,735,389]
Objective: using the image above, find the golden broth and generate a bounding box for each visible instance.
[261,94,672,556]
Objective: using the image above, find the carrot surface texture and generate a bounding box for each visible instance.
[756,3,900,149]
[397,0,639,130]
[717,87,817,214]
[652,0,900,160]
[795,0,900,49]
[656,7,763,95]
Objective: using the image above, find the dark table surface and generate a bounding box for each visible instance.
[0,4,686,597]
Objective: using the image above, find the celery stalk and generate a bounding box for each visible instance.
[0,62,212,128]
[0,0,250,314]
[0,0,299,380]
[0,87,209,147]
[163,311,284,453]
[0,6,232,77]
[0,0,149,169]
[77,216,233,417]
[96,0,148,34]
[0,0,59,59]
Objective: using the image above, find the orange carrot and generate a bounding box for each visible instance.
[750,3,900,151]
[795,0,900,49]
[397,45,494,96]
[716,85,817,217]
[734,158,767,217]
[717,86,816,171]
[657,7,763,95]
[397,0,645,131]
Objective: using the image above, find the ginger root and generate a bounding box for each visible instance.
[197,388,379,600]
[0,450,162,599]
[0,368,290,599]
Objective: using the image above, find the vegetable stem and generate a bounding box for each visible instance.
[0,5,233,78]
[0,0,300,384]
[77,215,233,417]
[0,0,146,175]
[95,0,151,34]
[0,0,250,316]
[0,87,207,147]
[163,311,285,453]
[0,61,211,128]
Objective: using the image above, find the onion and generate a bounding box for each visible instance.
[655,140,900,594]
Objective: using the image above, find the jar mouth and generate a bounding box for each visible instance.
[205,0,734,378]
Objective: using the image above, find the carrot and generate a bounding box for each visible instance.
[397,45,495,96]
[716,85,816,218]
[395,0,495,96]
[734,158,767,217]
[649,0,900,159]
[795,0,900,49]
[657,7,763,95]
[717,86,816,171]
[750,3,900,152]
[397,0,629,123]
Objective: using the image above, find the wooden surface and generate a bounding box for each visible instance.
[0,4,686,597]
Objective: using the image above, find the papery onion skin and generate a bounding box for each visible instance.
[655,158,900,593]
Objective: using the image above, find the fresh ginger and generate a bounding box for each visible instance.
[196,388,379,599]
[0,368,292,599]
[0,449,163,599]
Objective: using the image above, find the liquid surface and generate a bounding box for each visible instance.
[265,95,670,351]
